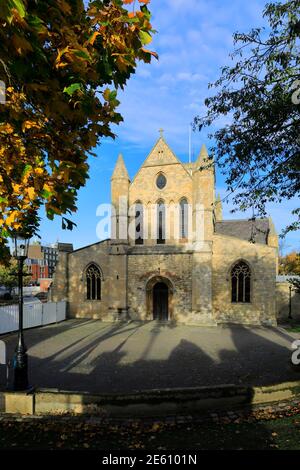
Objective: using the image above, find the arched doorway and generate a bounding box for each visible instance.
[146,275,174,321]
[153,282,169,320]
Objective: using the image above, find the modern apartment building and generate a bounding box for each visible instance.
[26,242,73,285]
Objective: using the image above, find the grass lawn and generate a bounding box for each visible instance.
[286,326,300,333]
[0,414,300,450]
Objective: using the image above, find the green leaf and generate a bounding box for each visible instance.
[27,15,45,33]
[109,90,117,100]
[73,49,91,61]
[22,164,32,176]
[41,189,52,199]
[11,0,26,18]
[63,83,82,96]
[0,0,26,20]
[141,5,151,19]
[46,209,54,220]
[139,31,152,45]
[0,228,9,238]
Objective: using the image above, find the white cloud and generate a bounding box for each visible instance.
[113,0,269,152]
[177,72,207,82]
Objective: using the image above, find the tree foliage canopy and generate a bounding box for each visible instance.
[194,0,300,234]
[0,0,156,259]
[279,250,300,274]
[0,258,30,291]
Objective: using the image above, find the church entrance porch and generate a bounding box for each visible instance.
[145,275,174,321]
[153,282,168,320]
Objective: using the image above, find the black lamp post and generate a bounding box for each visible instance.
[288,285,293,320]
[12,234,30,391]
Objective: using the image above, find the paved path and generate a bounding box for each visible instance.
[0,320,299,393]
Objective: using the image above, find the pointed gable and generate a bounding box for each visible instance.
[129,135,193,206]
[142,137,184,168]
[130,135,191,189]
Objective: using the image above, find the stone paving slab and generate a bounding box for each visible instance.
[0,319,299,393]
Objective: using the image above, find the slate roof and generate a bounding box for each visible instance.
[215,219,270,244]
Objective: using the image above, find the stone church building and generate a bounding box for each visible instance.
[50,134,279,326]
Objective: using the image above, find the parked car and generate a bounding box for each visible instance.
[0,286,12,300]
[35,292,48,303]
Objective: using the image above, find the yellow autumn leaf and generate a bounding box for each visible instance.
[0,123,14,134]
[43,183,52,192]
[55,62,68,69]
[6,211,18,226]
[27,187,36,200]
[55,46,70,68]
[12,183,21,193]
[89,31,100,46]
[22,120,41,132]
[35,168,44,175]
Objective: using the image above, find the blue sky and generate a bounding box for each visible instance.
[37,0,299,253]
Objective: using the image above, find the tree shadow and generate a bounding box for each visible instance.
[1,320,298,392]
[0,320,298,449]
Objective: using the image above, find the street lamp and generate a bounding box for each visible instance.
[12,234,30,391]
[288,285,293,320]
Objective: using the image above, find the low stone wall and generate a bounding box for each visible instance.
[1,381,300,417]
[276,281,300,322]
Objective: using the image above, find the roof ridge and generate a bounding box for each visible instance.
[217,218,269,223]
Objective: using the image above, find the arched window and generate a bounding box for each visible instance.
[134,201,144,245]
[86,264,101,300]
[179,198,188,239]
[231,261,251,303]
[157,200,165,244]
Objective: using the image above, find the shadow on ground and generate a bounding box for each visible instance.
[0,319,299,394]
[1,320,300,449]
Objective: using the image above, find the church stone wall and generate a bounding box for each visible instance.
[49,252,68,302]
[127,251,193,321]
[212,234,277,325]
[64,241,112,320]
[129,162,193,246]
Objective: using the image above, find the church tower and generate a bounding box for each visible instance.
[111,153,130,243]
[191,144,215,324]
[109,154,130,319]
[192,144,215,242]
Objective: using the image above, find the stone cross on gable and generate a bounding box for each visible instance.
[159,128,164,138]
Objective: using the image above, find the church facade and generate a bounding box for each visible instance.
[50,135,279,326]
